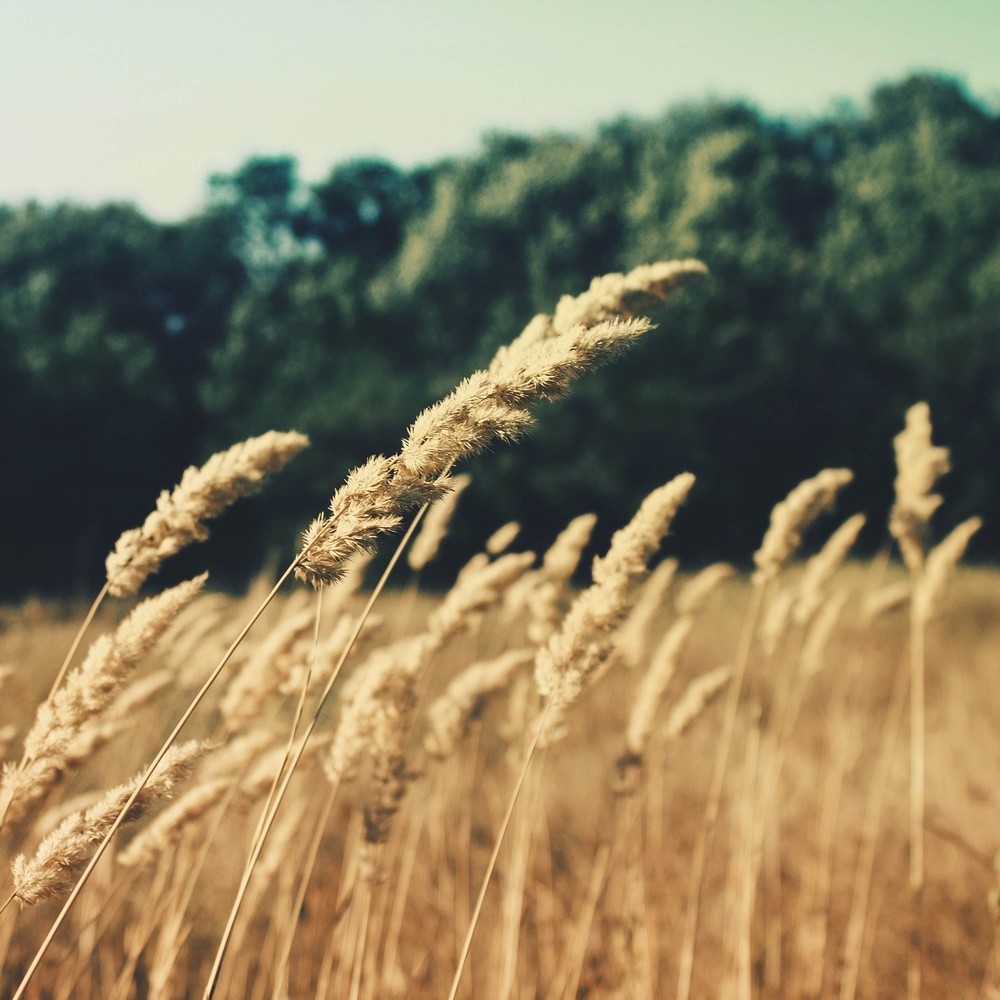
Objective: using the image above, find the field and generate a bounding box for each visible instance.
[1,561,998,999]
[0,263,996,999]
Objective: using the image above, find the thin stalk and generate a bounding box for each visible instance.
[839,662,908,1000]
[909,596,926,1000]
[550,842,612,1000]
[203,506,428,999]
[0,582,113,834]
[496,753,541,1000]
[49,581,112,699]
[615,793,651,1000]
[446,699,552,1000]
[676,580,766,1000]
[377,794,426,995]
[11,558,302,1000]
[207,589,324,998]
[271,784,338,1000]
[348,880,374,1000]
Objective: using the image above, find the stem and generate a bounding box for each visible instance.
[0,582,112,834]
[202,505,428,999]
[271,785,338,1000]
[676,579,766,1000]
[11,559,301,1000]
[909,594,926,1000]
[49,581,111,699]
[348,879,373,1000]
[839,661,908,1000]
[555,842,612,1000]
[204,589,324,997]
[446,699,551,1000]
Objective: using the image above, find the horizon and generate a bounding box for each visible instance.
[3,0,998,222]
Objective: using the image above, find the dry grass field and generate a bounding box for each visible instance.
[0,261,996,999]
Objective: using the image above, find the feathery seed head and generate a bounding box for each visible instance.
[534,473,694,743]
[912,517,982,623]
[800,590,849,677]
[551,260,709,336]
[753,469,853,585]
[616,558,680,670]
[861,582,911,625]
[106,431,307,596]
[485,521,521,555]
[6,576,207,828]
[794,514,866,625]
[662,666,733,740]
[424,649,535,759]
[675,563,734,618]
[407,473,472,571]
[889,402,951,571]
[624,617,693,760]
[12,741,210,905]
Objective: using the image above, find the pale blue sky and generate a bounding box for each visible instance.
[2,0,997,220]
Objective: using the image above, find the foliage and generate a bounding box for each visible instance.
[2,73,998,593]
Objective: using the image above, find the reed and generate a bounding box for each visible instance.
[3,257,994,1000]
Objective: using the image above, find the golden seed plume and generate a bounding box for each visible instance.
[760,587,796,657]
[485,521,521,556]
[623,617,693,760]
[219,603,318,734]
[424,649,535,759]
[753,469,853,585]
[3,576,207,826]
[662,665,733,740]
[11,741,210,905]
[675,562,734,618]
[861,581,911,625]
[616,558,680,670]
[407,473,472,571]
[117,778,230,870]
[551,260,709,334]
[912,517,982,623]
[800,590,850,678]
[503,512,598,643]
[488,259,706,373]
[534,473,695,744]
[106,431,309,596]
[794,514,866,625]
[889,402,951,571]
[326,552,534,785]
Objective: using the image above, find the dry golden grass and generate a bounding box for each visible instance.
[0,556,995,998]
[0,262,994,999]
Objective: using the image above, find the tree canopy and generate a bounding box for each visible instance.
[3,73,997,595]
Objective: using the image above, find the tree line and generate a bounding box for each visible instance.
[2,73,998,595]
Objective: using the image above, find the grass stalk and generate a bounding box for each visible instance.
[11,558,302,1000]
[205,589,324,997]
[202,504,427,998]
[839,660,908,1000]
[47,581,111,700]
[271,784,338,999]
[446,698,551,1000]
[909,593,926,1000]
[675,579,766,1000]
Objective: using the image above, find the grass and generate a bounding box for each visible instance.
[0,558,996,997]
[0,263,994,998]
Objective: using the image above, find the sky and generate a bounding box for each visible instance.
[2,0,997,221]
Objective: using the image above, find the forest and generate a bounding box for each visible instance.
[2,72,997,595]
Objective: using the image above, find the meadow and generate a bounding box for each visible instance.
[0,261,996,999]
